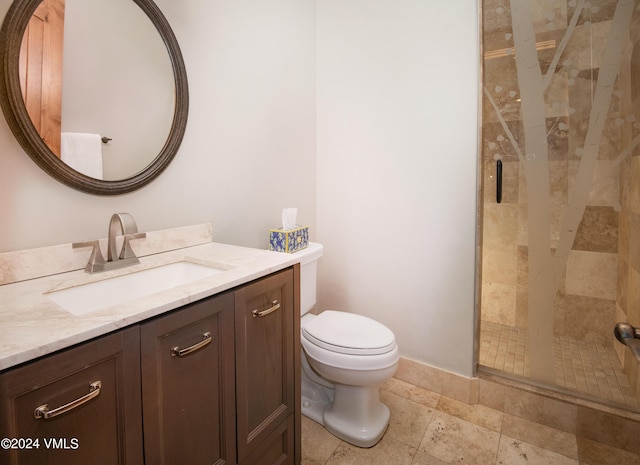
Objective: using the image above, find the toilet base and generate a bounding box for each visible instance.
[301,350,392,448]
[302,369,390,448]
[301,372,333,424]
[323,384,390,448]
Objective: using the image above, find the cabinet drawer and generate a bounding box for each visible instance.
[0,327,143,465]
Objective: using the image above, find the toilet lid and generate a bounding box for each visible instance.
[302,310,396,355]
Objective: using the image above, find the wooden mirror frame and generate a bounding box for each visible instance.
[0,0,188,195]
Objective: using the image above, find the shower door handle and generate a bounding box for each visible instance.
[496,160,502,204]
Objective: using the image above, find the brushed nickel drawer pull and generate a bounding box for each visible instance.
[252,300,281,318]
[171,332,212,357]
[34,381,102,420]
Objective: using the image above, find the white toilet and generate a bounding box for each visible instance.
[296,243,399,448]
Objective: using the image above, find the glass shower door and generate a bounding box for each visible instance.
[480,0,640,410]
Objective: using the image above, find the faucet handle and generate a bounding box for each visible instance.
[120,232,147,260]
[72,240,106,272]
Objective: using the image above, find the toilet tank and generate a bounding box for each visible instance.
[296,242,323,316]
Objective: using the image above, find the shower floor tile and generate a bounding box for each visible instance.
[480,321,639,408]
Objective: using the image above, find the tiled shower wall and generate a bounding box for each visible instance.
[480,0,640,404]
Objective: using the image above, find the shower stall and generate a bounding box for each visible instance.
[479,0,640,412]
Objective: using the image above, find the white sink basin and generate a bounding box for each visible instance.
[46,261,226,315]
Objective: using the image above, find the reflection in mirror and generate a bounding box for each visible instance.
[0,0,188,195]
[20,0,175,181]
[19,0,64,156]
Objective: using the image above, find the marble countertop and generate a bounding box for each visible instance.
[0,241,301,372]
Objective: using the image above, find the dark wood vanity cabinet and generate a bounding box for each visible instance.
[0,327,144,465]
[0,266,300,465]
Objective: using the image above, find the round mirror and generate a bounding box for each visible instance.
[0,0,188,195]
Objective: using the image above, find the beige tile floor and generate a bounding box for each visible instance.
[479,321,639,408]
[301,377,640,465]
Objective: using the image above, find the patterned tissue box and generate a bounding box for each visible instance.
[269,226,309,253]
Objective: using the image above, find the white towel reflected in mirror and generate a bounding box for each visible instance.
[61,132,104,180]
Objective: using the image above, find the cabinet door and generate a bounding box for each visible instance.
[0,327,143,465]
[239,416,295,465]
[234,268,296,464]
[141,292,235,465]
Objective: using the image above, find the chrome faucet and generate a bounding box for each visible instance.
[107,213,146,263]
[73,213,146,273]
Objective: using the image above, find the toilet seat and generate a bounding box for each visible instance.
[302,310,396,355]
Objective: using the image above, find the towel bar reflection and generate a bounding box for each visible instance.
[101,137,112,144]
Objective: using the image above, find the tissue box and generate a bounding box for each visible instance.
[269,225,309,253]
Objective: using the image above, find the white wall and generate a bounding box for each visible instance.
[316,0,479,376]
[0,0,316,251]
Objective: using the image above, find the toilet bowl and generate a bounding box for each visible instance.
[292,243,399,448]
[301,311,399,447]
